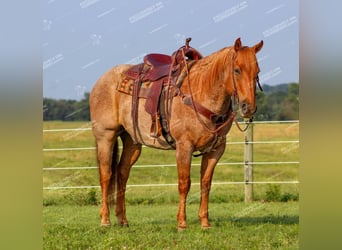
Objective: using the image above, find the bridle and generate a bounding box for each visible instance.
[167,47,262,155]
[179,47,263,134]
[229,49,263,132]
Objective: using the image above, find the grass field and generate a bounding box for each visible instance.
[44,203,298,249]
[43,121,299,249]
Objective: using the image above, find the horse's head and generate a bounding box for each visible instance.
[231,38,263,119]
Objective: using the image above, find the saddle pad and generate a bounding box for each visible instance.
[116,77,152,99]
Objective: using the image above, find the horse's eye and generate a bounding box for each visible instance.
[234,68,241,75]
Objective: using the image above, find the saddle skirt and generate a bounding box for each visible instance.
[116,74,152,98]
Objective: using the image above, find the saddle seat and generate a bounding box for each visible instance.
[144,53,172,67]
[143,53,173,81]
[125,39,203,83]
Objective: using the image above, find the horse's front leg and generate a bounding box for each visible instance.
[175,141,193,230]
[199,141,226,228]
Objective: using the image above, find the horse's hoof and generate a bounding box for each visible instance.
[201,225,212,230]
[200,221,212,229]
[100,217,111,227]
[100,222,111,227]
[177,223,187,231]
[120,223,129,227]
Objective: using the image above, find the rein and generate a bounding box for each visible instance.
[233,115,252,132]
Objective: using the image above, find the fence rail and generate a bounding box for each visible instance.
[42,120,299,133]
[43,181,299,190]
[43,161,299,171]
[43,140,299,152]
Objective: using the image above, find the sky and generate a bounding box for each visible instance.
[43,0,298,100]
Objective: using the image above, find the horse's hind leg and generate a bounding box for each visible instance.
[116,132,142,226]
[95,130,117,226]
[175,141,193,230]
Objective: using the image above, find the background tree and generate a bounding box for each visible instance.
[254,83,299,121]
[43,83,299,121]
[43,93,90,121]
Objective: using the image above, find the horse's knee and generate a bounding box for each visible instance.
[100,174,112,186]
[178,178,191,189]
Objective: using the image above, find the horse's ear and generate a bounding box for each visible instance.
[254,40,263,53]
[234,37,242,52]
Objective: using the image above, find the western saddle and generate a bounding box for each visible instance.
[124,37,203,145]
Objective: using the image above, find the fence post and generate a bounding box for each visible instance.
[244,122,254,203]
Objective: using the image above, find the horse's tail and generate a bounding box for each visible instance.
[108,140,119,207]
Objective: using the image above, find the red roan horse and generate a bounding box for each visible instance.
[90,38,263,230]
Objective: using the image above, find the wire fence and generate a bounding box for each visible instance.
[43,120,299,190]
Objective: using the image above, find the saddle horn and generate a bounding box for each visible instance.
[185,37,191,48]
[182,37,203,60]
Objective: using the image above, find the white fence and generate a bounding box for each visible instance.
[43,121,299,197]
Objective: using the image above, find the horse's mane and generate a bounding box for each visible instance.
[187,46,234,95]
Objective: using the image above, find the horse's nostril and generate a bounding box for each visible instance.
[241,103,249,114]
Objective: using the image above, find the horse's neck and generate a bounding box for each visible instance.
[186,47,233,114]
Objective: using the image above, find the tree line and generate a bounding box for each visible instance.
[43,93,90,121]
[253,83,299,121]
[43,83,298,121]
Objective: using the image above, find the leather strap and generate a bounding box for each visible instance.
[181,95,231,128]
[131,64,144,144]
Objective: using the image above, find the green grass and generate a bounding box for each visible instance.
[43,121,299,249]
[44,202,298,249]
